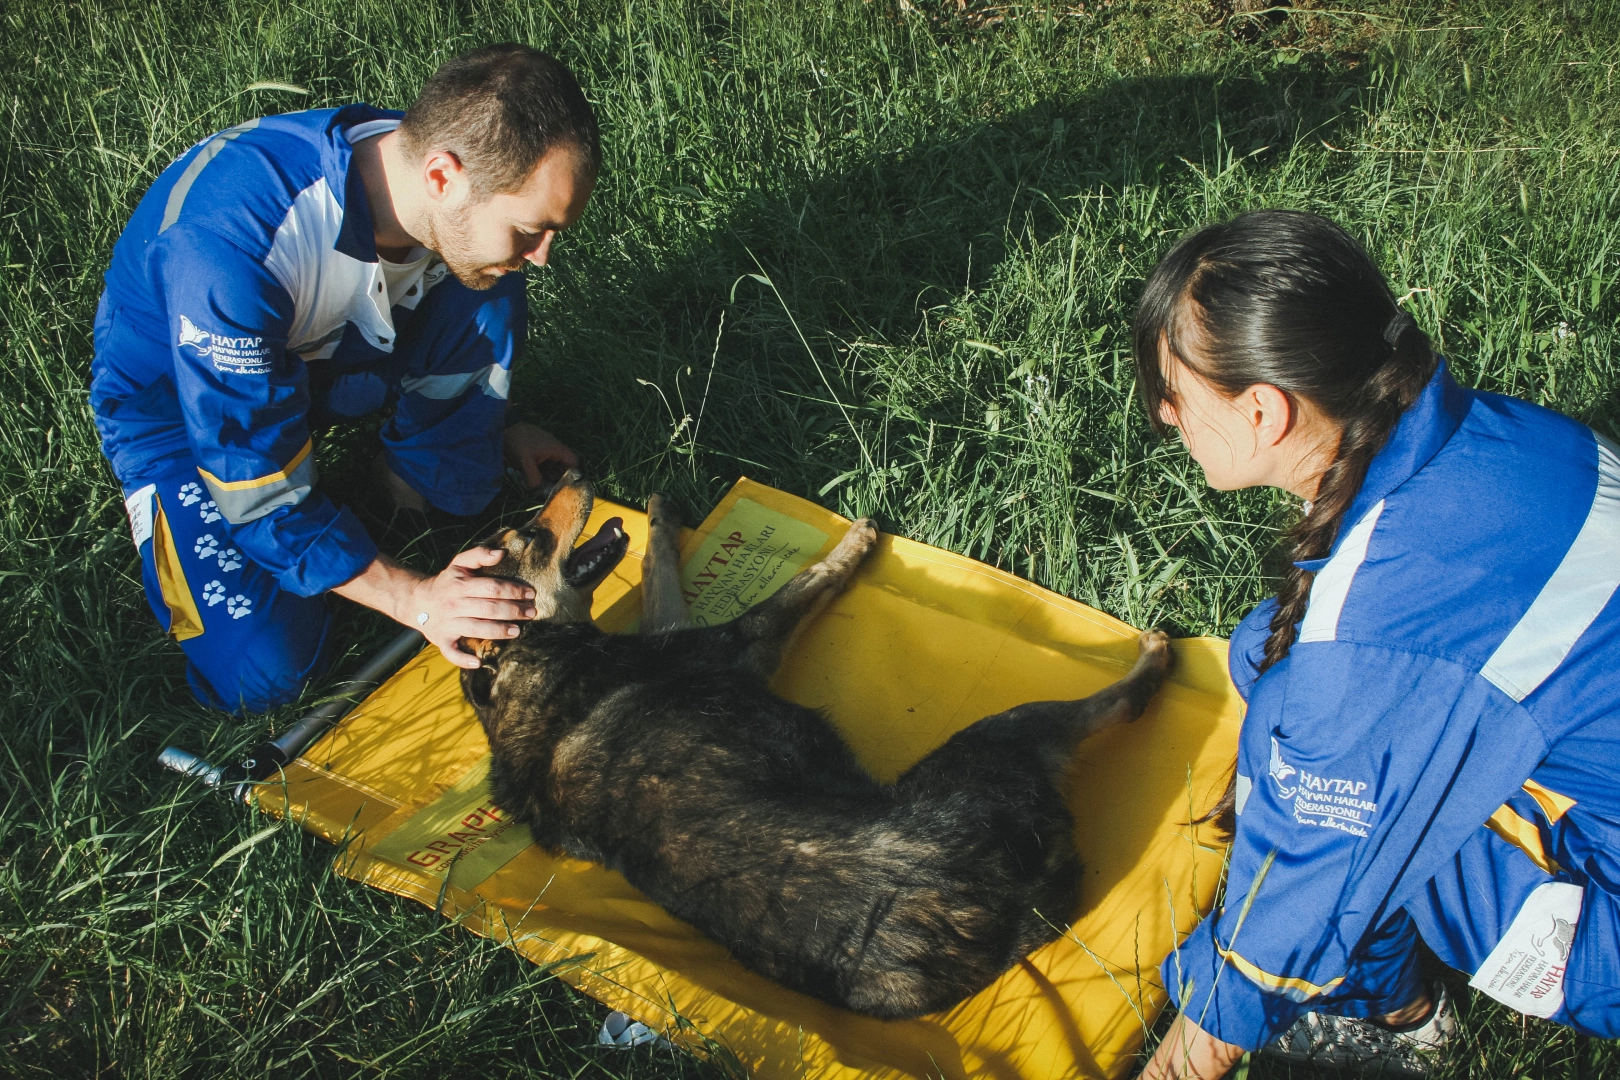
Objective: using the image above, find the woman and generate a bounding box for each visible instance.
[1131,211,1620,1078]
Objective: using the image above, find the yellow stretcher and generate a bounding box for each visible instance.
[256,478,1242,1080]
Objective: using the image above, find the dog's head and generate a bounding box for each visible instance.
[461,472,630,783]
[463,470,630,661]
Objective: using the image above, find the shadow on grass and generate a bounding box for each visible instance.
[516,65,1372,518]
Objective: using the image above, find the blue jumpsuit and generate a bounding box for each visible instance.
[1164,363,1620,1044]
[90,106,524,712]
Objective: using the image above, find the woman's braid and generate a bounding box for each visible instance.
[1261,318,1437,672]
[1201,315,1437,837]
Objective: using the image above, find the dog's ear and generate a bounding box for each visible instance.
[459,638,506,710]
[463,663,498,709]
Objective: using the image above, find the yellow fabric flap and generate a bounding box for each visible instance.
[1522,778,1576,823]
[152,496,204,642]
[254,478,1242,1080]
[1486,803,1562,875]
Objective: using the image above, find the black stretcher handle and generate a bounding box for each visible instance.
[157,627,424,794]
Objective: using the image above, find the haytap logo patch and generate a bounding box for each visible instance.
[1268,736,1378,838]
[178,315,211,352]
[1268,737,1297,799]
[1534,916,1576,963]
[177,314,273,375]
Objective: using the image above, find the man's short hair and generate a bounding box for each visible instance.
[399,44,600,197]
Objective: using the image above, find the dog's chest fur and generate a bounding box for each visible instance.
[476,623,876,873]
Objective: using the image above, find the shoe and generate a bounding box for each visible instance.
[597,1010,669,1049]
[1260,981,1456,1076]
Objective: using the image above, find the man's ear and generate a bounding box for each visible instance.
[421,148,468,203]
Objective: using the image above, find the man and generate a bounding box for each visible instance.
[90,44,598,712]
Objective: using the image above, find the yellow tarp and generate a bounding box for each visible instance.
[257,478,1241,1080]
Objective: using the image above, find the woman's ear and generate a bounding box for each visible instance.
[1246,383,1296,449]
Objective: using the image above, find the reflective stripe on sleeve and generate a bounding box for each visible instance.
[400,363,511,401]
[1482,433,1620,702]
[1298,500,1386,644]
[159,118,262,233]
[1522,778,1577,822]
[1483,778,1577,876]
[1216,944,1347,1003]
[197,440,317,524]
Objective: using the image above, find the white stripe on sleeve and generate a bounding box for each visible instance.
[160,118,261,233]
[400,364,511,401]
[1482,433,1620,702]
[1297,500,1387,644]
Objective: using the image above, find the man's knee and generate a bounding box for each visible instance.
[181,593,332,713]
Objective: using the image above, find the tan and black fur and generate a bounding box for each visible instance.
[462,472,1172,1019]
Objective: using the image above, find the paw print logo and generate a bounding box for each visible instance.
[194,533,220,560]
[217,547,242,572]
[201,580,226,607]
[177,481,203,507]
[226,594,253,620]
[199,500,222,524]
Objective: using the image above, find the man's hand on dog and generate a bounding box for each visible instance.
[333,548,537,669]
[410,547,536,668]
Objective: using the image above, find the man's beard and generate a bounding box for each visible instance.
[423,205,522,291]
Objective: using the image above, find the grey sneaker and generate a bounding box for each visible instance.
[1260,982,1456,1076]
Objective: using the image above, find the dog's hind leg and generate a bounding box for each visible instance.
[898,630,1173,791]
[731,517,879,676]
[641,493,693,632]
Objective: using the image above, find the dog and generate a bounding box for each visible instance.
[460,472,1172,1019]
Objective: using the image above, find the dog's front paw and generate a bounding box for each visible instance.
[1136,629,1173,673]
[830,517,880,565]
[647,492,682,532]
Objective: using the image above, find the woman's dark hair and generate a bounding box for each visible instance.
[400,43,600,197]
[1132,209,1438,837]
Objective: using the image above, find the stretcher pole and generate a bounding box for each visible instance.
[157,627,424,800]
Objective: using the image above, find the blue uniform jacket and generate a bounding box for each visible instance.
[91,106,523,596]
[1165,363,1620,1046]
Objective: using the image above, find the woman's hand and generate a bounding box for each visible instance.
[332,549,537,670]
[504,422,578,490]
[1137,1014,1246,1079]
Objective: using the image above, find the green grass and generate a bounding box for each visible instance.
[3,0,1619,1076]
